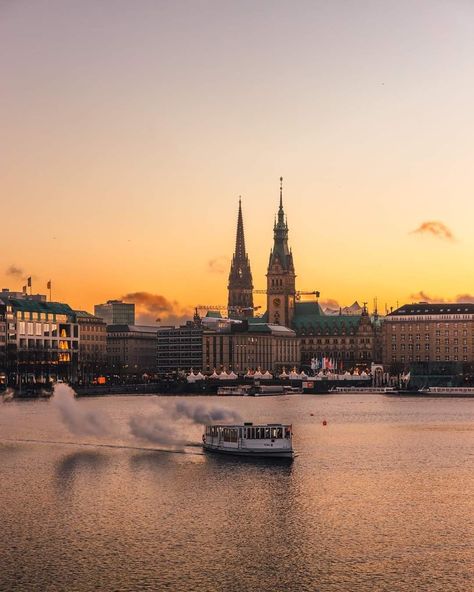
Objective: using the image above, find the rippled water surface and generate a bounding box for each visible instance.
[1,394,473,591]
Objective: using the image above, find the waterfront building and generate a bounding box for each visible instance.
[75,310,107,382]
[106,324,157,377]
[202,320,299,374]
[228,198,254,319]
[0,302,6,375]
[0,293,79,384]
[157,321,203,374]
[94,300,135,325]
[297,304,382,370]
[382,302,474,373]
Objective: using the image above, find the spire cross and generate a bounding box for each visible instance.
[279,177,283,209]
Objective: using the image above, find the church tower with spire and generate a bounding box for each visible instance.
[228,198,254,319]
[266,177,296,327]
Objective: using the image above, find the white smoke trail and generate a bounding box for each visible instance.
[129,401,242,448]
[52,383,112,436]
[172,401,242,424]
[129,414,186,449]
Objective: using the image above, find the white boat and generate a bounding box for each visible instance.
[202,422,294,459]
[251,385,285,396]
[217,385,252,396]
[420,386,474,397]
[331,386,396,394]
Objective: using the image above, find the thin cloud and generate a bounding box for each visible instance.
[455,294,474,304]
[6,265,24,278]
[409,291,445,303]
[411,221,455,241]
[122,292,193,326]
[208,256,230,274]
[409,292,474,304]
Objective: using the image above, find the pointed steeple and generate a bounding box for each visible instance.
[266,177,296,328]
[234,196,246,261]
[228,197,254,318]
[270,177,293,271]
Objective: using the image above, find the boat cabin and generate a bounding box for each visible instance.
[203,422,293,458]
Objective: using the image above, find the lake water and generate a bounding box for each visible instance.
[1,393,473,591]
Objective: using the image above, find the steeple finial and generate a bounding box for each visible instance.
[279,177,283,209]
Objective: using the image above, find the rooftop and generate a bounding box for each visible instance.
[107,324,158,334]
[2,298,75,316]
[389,303,474,316]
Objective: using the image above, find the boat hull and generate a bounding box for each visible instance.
[391,389,474,398]
[203,443,294,459]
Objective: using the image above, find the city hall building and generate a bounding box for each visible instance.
[226,178,382,369]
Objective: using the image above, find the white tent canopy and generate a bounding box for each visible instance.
[289,369,300,380]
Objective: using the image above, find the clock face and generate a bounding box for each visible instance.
[273,298,281,307]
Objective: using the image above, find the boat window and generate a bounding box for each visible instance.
[264,428,271,439]
[276,428,283,439]
[285,427,291,439]
[239,428,242,439]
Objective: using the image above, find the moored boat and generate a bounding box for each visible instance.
[217,385,253,396]
[392,386,474,397]
[202,422,294,459]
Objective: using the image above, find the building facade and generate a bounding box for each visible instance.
[228,198,254,318]
[95,300,135,325]
[297,305,382,370]
[106,324,157,377]
[157,322,203,374]
[202,321,300,374]
[76,310,107,382]
[0,293,79,384]
[382,303,474,368]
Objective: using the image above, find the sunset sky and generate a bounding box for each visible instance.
[2,1,474,323]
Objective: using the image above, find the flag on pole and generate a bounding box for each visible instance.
[22,285,27,294]
[27,277,32,287]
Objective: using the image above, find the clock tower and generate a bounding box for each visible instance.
[266,178,296,327]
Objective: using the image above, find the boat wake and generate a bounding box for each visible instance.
[0,437,204,455]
